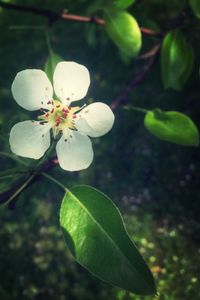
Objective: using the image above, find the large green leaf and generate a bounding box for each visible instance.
[114,0,136,9]
[60,185,156,295]
[144,109,199,146]
[190,0,200,18]
[161,29,194,91]
[44,52,62,83]
[104,10,142,57]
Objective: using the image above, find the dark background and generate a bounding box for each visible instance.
[0,1,200,299]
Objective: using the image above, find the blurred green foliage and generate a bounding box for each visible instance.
[0,0,200,299]
[0,200,199,299]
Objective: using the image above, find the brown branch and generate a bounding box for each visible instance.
[0,1,159,36]
[138,43,161,60]
[140,27,161,37]
[60,12,105,25]
[0,156,59,208]
[0,1,58,20]
[110,44,161,110]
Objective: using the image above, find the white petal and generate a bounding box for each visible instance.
[9,121,51,159]
[56,129,93,171]
[53,61,90,104]
[75,102,115,137]
[11,69,53,111]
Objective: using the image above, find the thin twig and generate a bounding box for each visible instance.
[0,1,58,21]
[0,172,36,207]
[0,155,59,207]
[138,43,161,60]
[110,44,161,110]
[60,12,105,25]
[0,1,159,36]
[140,27,161,37]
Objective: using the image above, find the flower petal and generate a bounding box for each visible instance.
[75,102,115,137]
[53,61,90,104]
[56,129,93,171]
[11,69,53,111]
[9,121,51,159]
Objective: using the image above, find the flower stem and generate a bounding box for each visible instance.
[42,172,67,192]
[36,140,56,170]
[123,105,149,114]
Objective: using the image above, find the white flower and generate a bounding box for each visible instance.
[9,61,115,171]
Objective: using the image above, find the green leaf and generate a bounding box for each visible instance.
[144,109,199,146]
[44,52,62,82]
[104,10,142,58]
[189,0,200,18]
[119,49,132,64]
[114,0,136,9]
[161,29,194,91]
[60,185,156,295]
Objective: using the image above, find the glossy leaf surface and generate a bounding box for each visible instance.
[60,185,156,295]
[144,109,199,146]
[161,29,194,91]
[104,10,141,57]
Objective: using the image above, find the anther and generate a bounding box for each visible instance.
[73,115,77,119]
[62,108,69,113]
[39,121,45,125]
[51,108,54,114]
[42,134,44,138]
[56,104,61,108]
[47,100,52,105]
[64,139,67,142]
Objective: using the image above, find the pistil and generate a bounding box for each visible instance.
[38,99,80,136]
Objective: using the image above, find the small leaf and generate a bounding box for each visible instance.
[114,0,136,9]
[104,10,142,58]
[60,185,156,295]
[44,52,62,82]
[161,29,194,91]
[189,0,200,18]
[144,109,199,146]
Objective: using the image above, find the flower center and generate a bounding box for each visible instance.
[38,100,80,136]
